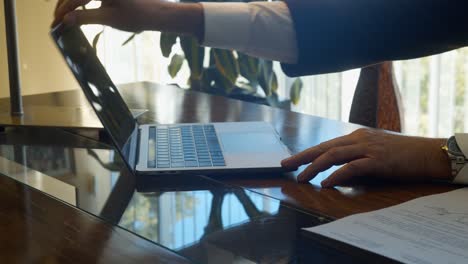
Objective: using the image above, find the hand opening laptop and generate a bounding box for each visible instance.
[51,24,292,176]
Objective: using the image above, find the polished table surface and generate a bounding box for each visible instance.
[0,82,458,263]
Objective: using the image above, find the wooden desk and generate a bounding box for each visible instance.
[0,82,457,262]
[114,82,456,219]
[0,161,189,263]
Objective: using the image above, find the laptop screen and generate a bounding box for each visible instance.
[51,25,138,171]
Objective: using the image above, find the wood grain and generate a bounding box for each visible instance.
[0,171,189,263]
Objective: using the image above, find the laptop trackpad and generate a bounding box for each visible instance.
[219,132,283,153]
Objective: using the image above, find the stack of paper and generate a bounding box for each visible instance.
[305,188,468,264]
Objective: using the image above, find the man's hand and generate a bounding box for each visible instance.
[52,0,204,38]
[281,128,453,187]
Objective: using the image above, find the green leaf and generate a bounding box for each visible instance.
[168,54,184,78]
[92,30,104,50]
[160,32,178,58]
[201,67,217,91]
[258,60,273,96]
[237,81,256,93]
[180,36,205,83]
[215,71,236,93]
[290,78,303,105]
[266,94,291,109]
[122,33,140,46]
[266,93,280,108]
[212,49,239,85]
[238,52,259,85]
[200,66,237,93]
[271,72,278,93]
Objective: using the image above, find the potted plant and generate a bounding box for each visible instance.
[93,0,303,109]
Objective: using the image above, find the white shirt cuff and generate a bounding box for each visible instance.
[201,2,298,64]
[454,133,468,184]
[201,2,251,52]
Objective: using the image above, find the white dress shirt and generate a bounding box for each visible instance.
[201,1,298,64]
[453,134,468,184]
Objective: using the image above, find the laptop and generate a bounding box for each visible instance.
[51,24,292,176]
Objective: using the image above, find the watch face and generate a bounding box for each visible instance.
[448,136,464,156]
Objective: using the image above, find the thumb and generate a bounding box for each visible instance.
[64,9,113,26]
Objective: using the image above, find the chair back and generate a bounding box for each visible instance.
[349,62,403,132]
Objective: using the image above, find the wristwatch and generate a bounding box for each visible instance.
[442,136,468,183]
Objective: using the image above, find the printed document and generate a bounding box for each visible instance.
[305,188,468,264]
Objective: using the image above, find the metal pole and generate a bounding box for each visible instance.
[4,0,23,116]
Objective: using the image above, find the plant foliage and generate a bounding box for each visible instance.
[93,0,303,107]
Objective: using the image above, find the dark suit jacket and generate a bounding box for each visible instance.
[282,0,468,77]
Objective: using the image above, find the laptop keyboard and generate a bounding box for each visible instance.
[147,125,226,169]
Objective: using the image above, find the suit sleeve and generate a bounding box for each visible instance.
[282,0,468,77]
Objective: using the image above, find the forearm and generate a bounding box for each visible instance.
[424,138,452,182]
[53,0,295,63]
[53,1,204,39]
[150,2,204,40]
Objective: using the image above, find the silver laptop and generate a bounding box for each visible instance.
[51,25,292,176]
